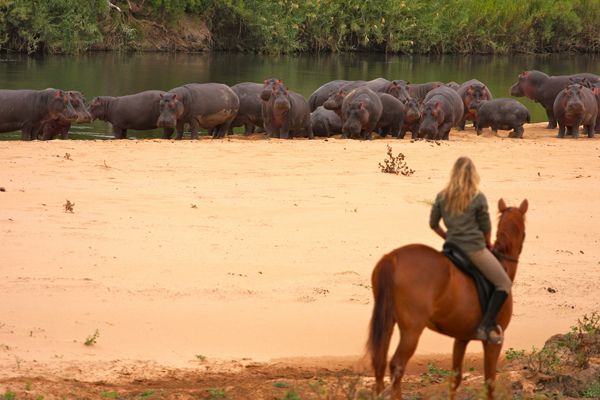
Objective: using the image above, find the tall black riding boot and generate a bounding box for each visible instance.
[475,290,508,344]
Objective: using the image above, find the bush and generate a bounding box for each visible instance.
[0,0,106,53]
[2,0,600,54]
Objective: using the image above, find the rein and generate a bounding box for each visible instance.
[492,248,519,263]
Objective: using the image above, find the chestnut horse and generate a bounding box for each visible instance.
[367,198,527,399]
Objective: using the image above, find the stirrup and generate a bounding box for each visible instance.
[476,324,504,344]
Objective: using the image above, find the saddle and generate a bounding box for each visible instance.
[441,241,495,314]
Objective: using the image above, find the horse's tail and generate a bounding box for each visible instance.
[367,252,397,378]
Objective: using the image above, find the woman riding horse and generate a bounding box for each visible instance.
[367,155,528,399]
[429,156,511,344]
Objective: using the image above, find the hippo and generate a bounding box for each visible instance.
[35,91,92,140]
[456,79,494,131]
[398,97,423,139]
[384,80,411,101]
[0,88,78,141]
[157,83,239,140]
[322,79,395,117]
[375,93,404,138]
[475,99,531,138]
[569,77,594,89]
[253,78,287,135]
[367,78,393,93]
[509,70,600,129]
[211,82,265,137]
[311,106,343,137]
[88,91,174,139]
[418,85,463,140]
[308,80,353,112]
[553,84,597,139]
[592,83,600,134]
[340,87,383,140]
[323,81,368,117]
[260,78,284,102]
[408,82,444,101]
[445,82,460,91]
[264,86,313,140]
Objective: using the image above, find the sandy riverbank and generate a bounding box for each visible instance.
[1,124,599,395]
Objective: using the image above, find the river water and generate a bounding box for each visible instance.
[1,52,599,140]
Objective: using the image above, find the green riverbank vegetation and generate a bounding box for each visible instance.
[1,0,599,54]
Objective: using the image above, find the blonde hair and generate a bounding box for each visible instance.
[441,157,481,216]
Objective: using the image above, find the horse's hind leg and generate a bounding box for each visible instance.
[388,327,424,399]
[449,339,469,399]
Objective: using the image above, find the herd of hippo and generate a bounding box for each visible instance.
[1,69,599,141]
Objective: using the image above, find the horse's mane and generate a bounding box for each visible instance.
[495,209,526,254]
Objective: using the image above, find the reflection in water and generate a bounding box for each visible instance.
[1,52,599,140]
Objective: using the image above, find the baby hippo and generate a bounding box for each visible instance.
[475,98,531,139]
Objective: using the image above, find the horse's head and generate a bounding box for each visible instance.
[494,199,528,278]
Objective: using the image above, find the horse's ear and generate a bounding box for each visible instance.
[498,198,507,212]
[519,199,528,214]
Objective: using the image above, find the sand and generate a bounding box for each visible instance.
[1,124,599,388]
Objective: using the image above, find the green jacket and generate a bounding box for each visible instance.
[429,191,492,252]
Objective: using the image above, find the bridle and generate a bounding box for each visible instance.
[493,207,525,263]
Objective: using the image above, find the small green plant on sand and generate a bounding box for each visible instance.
[85,329,100,346]
[2,388,16,400]
[281,390,301,400]
[100,391,118,398]
[576,312,600,334]
[526,345,562,374]
[421,362,452,382]
[581,380,600,398]
[209,388,228,399]
[505,347,526,362]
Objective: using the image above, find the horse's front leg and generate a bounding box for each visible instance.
[450,339,469,399]
[483,341,503,400]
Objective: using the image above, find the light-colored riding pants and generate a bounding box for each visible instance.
[466,248,512,292]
